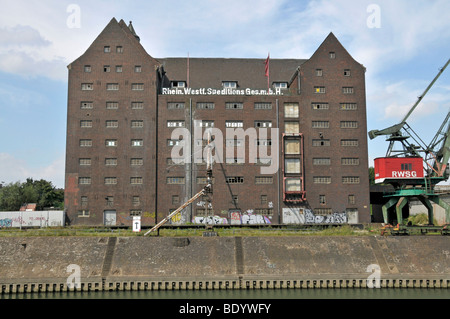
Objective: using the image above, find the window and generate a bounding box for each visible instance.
[315,208,332,215]
[106,120,118,128]
[342,87,354,94]
[80,139,92,147]
[135,65,142,73]
[132,83,144,91]
[130,210,142,216]
[255,102,272,110]
[131,120,144,128]
[226,176,244,184]
[104,46,111,53]
[171,81,186,88]
[106,139,117,147]
[131,158,143,166]
[340,103,357,110]
[167,120,185,127]
[341,158,360,165]
[197,102,215,109]
[254,121,272,128]
[105,177,117,185]
[168,102,185,109]
[285,159,301,174]
[342,176,360,184]
[340,121,358,129]
[84,65,91,73]
[256,139,272,146]
[312,139,330,147]
[314,86,326,94]
[167,177,185,184]
[226,139,243,147]
[103,65,110,73]
[285,178,302,191]
[131,139,143,147]
[329,52,335,59]
[344,69,351,76]
[312,103,329,110]
[261,195,268,205]
[197,177,215,184]
[313,176,331,184]
[131,102,144,109]
[226,157,244,165]
[401,163,413,170]
[313,158,330,165]
[167,139,184,146]
[81,102,93,109]
[273,82,287,89]
[106,102,118,110]
[107,83,119,90]
[284,122,299,133]
[78,210,90,217]
[116,46,123,53]
[255,176,273,184]
[222,81,237,89]
[348,195,356,205]
[284,140,300,154]
[81,196,88,207]
[319,195,326,205]
[284,103,299,118]
[81,83,93,91]
[132,196,140,206]
[105,158,117,166]
[130,177,143,185]
[312,121,329,128]
[116,65,122,73]
[172,195,180,205]
[79,177,91,185]
[341,139,359,147]
[79,158,91,166]
[226,102,243,109]
[315,69,323,76]
[80,120,92,128]
[226,121,243,128]
[195,120,214,127]
[232,195,239,205]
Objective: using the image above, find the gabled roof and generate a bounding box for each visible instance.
[158,57,307,89]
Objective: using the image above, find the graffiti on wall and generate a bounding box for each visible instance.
[192,210,272,225]
[0,211,64,228]
[282,208,347,224]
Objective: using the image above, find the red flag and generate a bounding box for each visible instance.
[264,53,270,77]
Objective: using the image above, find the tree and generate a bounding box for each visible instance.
[369,167,375,185]
[0,178,64,211]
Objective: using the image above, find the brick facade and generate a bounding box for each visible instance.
[65,18,370,226]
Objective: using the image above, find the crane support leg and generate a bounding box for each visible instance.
[395,197,408,225]
[429,196,450,224]
[417,196,434,225]
[382,197,398,224]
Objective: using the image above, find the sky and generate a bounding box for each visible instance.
[0,0,449,188]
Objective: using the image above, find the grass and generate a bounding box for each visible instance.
[0,224,378,237]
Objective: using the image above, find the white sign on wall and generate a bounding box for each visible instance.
[132,216,141,232]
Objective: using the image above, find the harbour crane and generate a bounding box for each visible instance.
[144,130,215,236]
[369,58,450,234]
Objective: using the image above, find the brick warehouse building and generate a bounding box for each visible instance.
[65,18,370,226]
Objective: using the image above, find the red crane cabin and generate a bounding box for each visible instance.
[374,157,424,184]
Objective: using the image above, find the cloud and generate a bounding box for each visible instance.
[0,153,65,188]
[0,25,51,48]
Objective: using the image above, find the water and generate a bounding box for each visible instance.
[4,288,449,299]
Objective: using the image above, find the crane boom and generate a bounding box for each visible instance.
[368,58,450,140]
[144,184,211,236]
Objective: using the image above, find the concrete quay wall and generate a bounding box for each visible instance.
[0,236,449,293]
